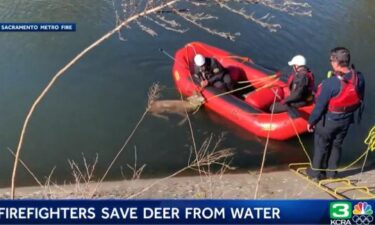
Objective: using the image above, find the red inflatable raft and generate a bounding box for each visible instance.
[172,42,314,140]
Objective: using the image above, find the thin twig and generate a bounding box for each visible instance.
[7,147,43,188]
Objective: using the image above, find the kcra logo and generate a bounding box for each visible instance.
[330,201,374,225]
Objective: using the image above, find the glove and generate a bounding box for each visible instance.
[200,80,208,87]
[307,123,315,133]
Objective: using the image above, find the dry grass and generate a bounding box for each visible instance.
[126,147,147,180]
[66,154,98,198]
[6,136,234,199]
[126,134,235,199]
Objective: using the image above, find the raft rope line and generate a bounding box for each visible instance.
[254,89,278,199]
[206,76,279,101]
[290,118,375,173]
[237,75,278,84]
[186,42,254,64]
[188,75,280,115]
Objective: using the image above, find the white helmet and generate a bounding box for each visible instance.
[194,54,205,67]
[288,55,306,67]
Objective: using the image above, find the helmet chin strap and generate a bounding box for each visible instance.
[292,65,297,73]
[292,65,303,73]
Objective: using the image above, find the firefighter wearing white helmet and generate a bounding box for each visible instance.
[194,54,205,67]
[193,54,233,91]
[288,55,306,67]
[269,54,315,115]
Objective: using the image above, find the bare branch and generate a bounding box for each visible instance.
[146,16,189,33]
[136,21,158,36]
[215,0,281,32]
[155,15,181,28]
[111,0,127,41]
[175,9,236,41]
[190,1,211,7]
[259,0,312,16]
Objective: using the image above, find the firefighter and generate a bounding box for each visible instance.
[270,55,315,114]
[306,47,365,181]
[193,54,233,91]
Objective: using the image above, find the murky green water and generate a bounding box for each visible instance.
[0,0,374,187]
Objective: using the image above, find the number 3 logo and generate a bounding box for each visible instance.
[330,202,352,219]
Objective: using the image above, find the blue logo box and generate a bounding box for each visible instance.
[0,23,76,32]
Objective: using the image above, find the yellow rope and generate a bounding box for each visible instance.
[206,78,280,101]
[254,79,280,92]
[289,118,313,164]
[186,43,254,64]
[290,119,375,172]
[359,125,375,180]
[191,72,279,113]
[364,126,375,152]
[217,55,254,64]
[237,74,278,84]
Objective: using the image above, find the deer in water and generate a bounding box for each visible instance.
[148,93,205,123]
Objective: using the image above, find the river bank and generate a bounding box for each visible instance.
[1,168,374,199]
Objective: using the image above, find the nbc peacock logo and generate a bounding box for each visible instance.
[353,202,373,216]
[352,202,373,225]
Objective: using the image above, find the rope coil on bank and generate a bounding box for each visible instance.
[289,122,375,199]
[290,119,375,173]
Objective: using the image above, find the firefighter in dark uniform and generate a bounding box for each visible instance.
[306,47,365,181]
[270,55,315,113]
[193,54,233,91]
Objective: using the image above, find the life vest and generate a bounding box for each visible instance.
[287,69,315,96]
[316,70,361,113]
